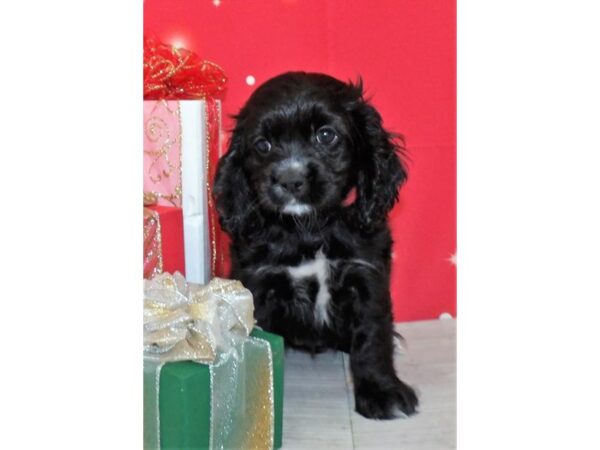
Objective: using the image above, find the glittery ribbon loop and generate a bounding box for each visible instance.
[144,36,227,100]
[143,272,255,362]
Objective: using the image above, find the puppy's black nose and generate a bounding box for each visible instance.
[271,166,307,195]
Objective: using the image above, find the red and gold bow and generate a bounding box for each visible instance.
[143,35,227,100]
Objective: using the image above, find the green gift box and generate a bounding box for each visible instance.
[146,328,284,450]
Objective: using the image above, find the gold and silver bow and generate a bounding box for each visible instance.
[143,272,255,362]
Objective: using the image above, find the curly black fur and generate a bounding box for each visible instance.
[214,72,418,419]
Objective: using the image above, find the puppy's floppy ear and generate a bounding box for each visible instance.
[347,80,408,229]
[213,128,256,237]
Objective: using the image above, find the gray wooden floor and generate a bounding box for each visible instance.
[282,319,456,450]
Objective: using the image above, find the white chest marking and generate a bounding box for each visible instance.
[287,249,331,326]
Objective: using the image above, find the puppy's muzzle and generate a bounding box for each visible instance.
[270,162,308,198]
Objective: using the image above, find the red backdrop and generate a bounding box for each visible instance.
[144,0,456,322]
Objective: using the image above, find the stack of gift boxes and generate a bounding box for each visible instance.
[143,99,215,283]
[143,37,283,450]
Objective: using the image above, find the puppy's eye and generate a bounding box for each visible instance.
[254,138,271,154]
[316,127,338,146]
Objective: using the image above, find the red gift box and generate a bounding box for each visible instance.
[144,205,185,278]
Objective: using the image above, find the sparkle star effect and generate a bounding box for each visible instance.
[448,252,457,266]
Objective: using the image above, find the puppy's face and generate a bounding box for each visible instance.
[237,74,357,216]
[215,72,406,235]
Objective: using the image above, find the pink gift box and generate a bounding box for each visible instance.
[144,100,183,207]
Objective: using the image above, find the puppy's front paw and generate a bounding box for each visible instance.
[354,379,418,420]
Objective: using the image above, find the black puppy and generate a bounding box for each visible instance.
[214,72,418,419]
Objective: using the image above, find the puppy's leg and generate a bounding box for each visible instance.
[237,269,294,331]
[344,271,419,419]
[240,268,329,352]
